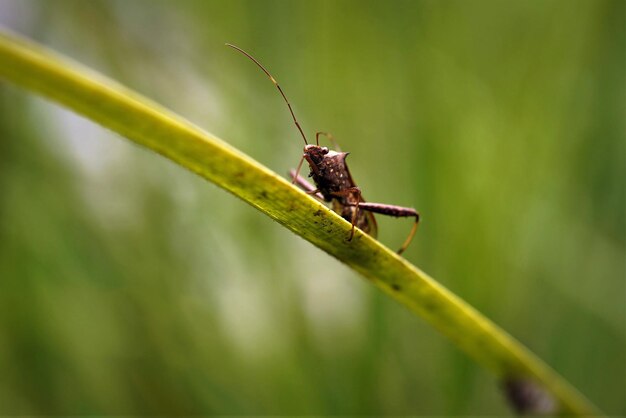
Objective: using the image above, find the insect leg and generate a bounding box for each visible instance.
[292,153,321,183]
[292,155,306,184]
[330,187,362,241]
[348,202,420,255]
[315,132,341,151]
[289,170,324,201]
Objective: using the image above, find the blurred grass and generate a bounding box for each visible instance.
[0,0,624,415]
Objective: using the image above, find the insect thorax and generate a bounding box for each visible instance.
[309,151,354,201]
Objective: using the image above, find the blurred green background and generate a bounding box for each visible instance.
[0,0,624,415]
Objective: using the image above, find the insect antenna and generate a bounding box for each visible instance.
[226,43,308,145]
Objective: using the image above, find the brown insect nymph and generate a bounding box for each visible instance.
[227,43,419,254]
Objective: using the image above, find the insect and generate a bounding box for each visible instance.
[227,44,420,254]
